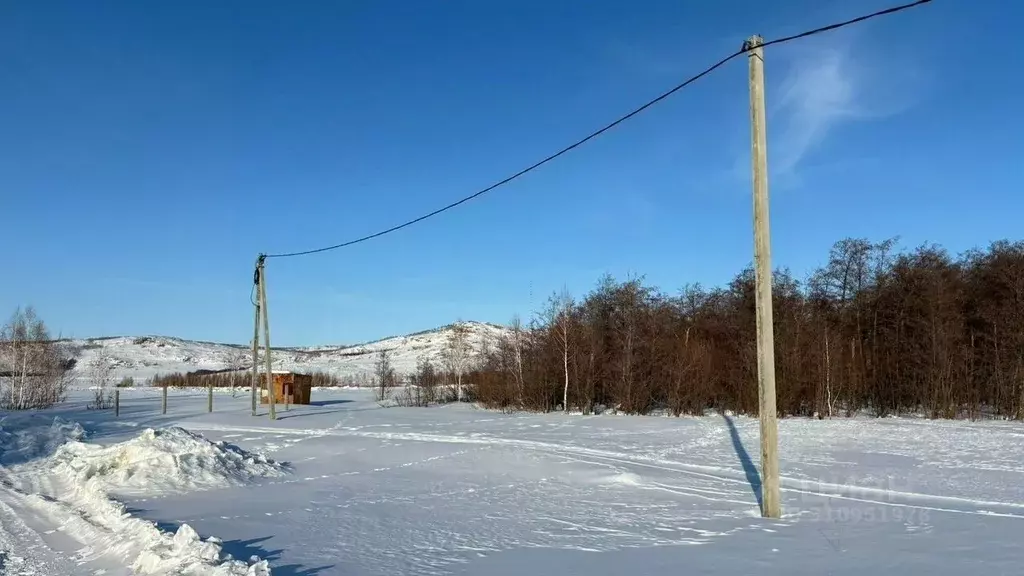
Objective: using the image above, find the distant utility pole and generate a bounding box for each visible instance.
[251,262,260,417]
[257,255,277,420]
[746,34,781,519]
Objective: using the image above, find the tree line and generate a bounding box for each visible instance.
[5,237,1022,420]
[150,370,344,388]
[469,238,1024,420]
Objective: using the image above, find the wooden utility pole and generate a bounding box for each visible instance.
[258,255,277,420]
[251,263,261,417]
[746,34,781,519]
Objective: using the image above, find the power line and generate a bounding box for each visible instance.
[760,0,931,50]
[265,0,932,260]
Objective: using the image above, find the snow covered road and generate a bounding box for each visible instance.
[2,388,1023,575]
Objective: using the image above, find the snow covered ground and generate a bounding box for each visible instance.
[2,388,1023,575]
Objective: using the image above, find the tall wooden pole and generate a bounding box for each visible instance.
[746,34,780,519]
[258,256,277,420]
[251,263,261,417]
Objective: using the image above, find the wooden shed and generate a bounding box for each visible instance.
[260,372,313,405]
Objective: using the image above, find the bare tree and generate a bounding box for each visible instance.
[506,316,527,406]
[543,290,575,412]
[611,278,649,414]
[225,347,249,397]
[412,356,439,406]
[0,307,74,410]
[374,348,396,404]
[442,322,472,402]
[88,357,115,409]
[395,358,435,409]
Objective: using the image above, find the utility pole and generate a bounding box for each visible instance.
[251,262,261,417]
[746,34,780,519]
[257,255,277,420]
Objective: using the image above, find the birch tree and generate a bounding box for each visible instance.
[443,322,472,402]
[0,307,74,410]
[506,316,526,406]
[543,290,575,412]
[89,357,115,409]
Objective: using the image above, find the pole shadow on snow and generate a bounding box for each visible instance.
[308,399,353,407]
[276,408,353,420]
[274,399,355,420]
[218,536,335,576]
[722,414,763,511]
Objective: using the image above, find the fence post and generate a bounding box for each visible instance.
[162,384,168,415]
[208,383,213,413]
[115,389,120,417]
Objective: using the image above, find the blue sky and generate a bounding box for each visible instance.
[1,0,1019,346]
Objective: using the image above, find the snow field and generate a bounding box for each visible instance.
[2,388,1024,575]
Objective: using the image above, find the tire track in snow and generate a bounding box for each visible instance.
[2,468,152,570]
[0,486,82,576]
[185,422,1024,519]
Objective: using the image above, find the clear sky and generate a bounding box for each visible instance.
[1,0,1019,346]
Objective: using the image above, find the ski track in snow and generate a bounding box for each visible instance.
[182,421,1024,520]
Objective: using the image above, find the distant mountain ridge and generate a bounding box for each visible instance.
[68,321,507,382]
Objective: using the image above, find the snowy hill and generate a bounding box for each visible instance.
[67,321,508,383]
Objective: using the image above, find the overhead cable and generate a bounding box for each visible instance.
[265,0,932,259]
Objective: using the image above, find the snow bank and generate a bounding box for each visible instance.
[24,480,271,575]
[2,419,276,574]
[133,523,271,575]
[50,426,289,494]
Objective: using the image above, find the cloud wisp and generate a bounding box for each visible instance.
[765,34,923,184]
[771,47,863,178]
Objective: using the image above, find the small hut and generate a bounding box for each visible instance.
[260,371,313,405]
